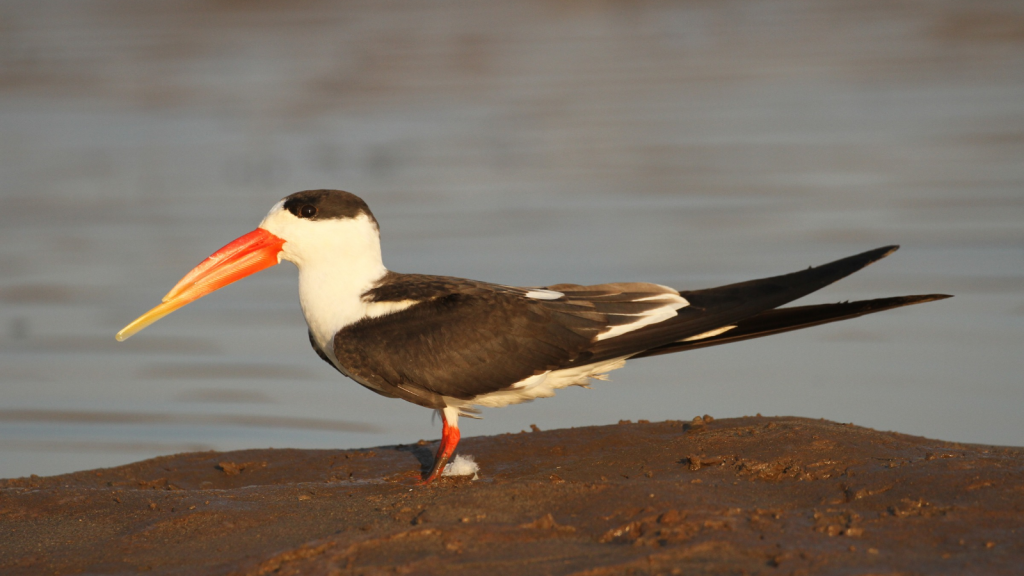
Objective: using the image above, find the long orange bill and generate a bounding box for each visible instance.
[116,228,286,342]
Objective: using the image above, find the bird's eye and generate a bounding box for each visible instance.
[299,205,317,218]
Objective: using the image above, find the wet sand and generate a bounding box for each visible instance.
[3,416,1022,575]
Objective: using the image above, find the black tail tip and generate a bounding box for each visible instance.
[866,245,899,261]
[837,245,900,270]
[894,293,954,307]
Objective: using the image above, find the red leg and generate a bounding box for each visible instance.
[422,409,460,484]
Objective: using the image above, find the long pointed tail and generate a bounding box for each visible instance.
[577,245,904,365]
[631,293,952,358]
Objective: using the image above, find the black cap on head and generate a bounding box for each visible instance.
[282,190,377,226]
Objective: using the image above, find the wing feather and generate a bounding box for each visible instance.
[325,246,927,407]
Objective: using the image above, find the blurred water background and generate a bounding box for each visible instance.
[1,0,1022,478]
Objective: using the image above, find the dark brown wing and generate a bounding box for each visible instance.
[334,275,682,406]
[329,246,941,407]
[334,292,595,405]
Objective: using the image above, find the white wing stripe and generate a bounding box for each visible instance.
[524,289,565,300]
[682,325,737,342]
[595,294,689,341]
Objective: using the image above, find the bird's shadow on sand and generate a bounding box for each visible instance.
[394,443,436,475]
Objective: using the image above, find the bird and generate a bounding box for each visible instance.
[117,189,950,483]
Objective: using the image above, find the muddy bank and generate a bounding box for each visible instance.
[2,416,1022,575]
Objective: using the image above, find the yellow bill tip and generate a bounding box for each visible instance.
[115,300,188,342]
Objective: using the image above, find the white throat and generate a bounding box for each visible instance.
[259,205,388,354]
